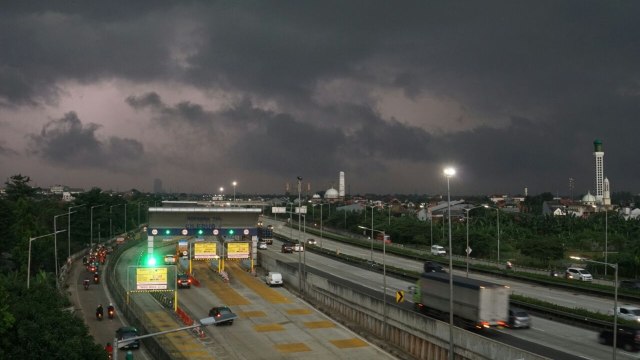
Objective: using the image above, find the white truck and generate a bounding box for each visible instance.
[412,271,509,329]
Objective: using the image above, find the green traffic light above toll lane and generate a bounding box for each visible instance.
[228,229,235,235]
[165,229,171,235]
[146,255,157,266]
[198,229,204,235]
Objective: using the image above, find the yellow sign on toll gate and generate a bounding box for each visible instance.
[136,267,168,290]
[226,242,249,259]
[194,242,218,259]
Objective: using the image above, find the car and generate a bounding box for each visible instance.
[177,274,191,289]
[423,261,446,273]
[293,243,304,252]
[208,306,236,325]
[565,267,593,281]
[430,245,446,256]
[115,326,140,349]
[281,242,293,253]
[306,238,317,245]
[258,241,268,249]
[598,325,640,352]
[265,272,283,286]
[164,254,176,264]
[508,307,531,329]
[614,306,640,322]
[621,280,640,290]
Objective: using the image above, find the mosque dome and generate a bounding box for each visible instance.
[324,187,339,199]
[582,191,596,204]
[312,194,321,199]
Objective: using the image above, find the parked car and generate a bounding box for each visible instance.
[621,280,640,290]
[430,245,446,256]
[613,306,640,322]
[208,306,236,325]
[265,272,283,286]
[306,238,317,245]
[115,326,140,349]
[507,307,531,329]
[598,325,640,352]
[565,267,593,281]
[177,274,191,289]
[258,241,268,250]
[281,242,293,253]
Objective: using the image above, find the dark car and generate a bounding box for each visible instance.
[620,280,640,291]
[116,326,140,350]
[598,325,640,352]
[208,306,236,325]
[281,242,293,253]
[424,261,446,273]
[508,308,531,329]
[177,274,191,289]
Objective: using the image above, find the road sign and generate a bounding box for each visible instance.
[396,290,404,303]
[466,247,472,255]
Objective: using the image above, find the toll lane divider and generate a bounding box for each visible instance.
[176,306,194,326]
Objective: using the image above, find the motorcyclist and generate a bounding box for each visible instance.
[96,304,104,320]
[105,342,113,358]
[107,303,115,319]
[83,278,90,290]
[93,272,100,284]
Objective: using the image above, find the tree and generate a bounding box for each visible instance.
[4,174,37,202]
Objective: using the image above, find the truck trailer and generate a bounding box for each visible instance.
[412,271,509,329]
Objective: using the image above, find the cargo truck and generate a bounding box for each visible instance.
[263,225,274,244]
[412,271,509,329]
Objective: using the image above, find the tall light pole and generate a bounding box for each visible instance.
[220,187,224,199]
[297,176,303,296]
[358,225,387,339]
[319,203,325,248]
[443,166,456,360]
[90,204,104,248]
[605,208,608,278]
[67,204,84,259]
[54,212,75,287]
[232,181,237,203]
[368,205,375,262]
[464,205,484,277]
[571,256,618,360]
[27,230,66,289]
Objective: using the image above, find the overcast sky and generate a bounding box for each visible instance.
[1,1,639,197]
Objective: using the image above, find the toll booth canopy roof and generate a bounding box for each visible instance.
[149,207,262,213]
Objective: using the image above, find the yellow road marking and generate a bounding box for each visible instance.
[330,338,368,348]
[193,262,250,305]
[238,310,266,318]
[254,323,285,332]
[286,308,312,315]
[226,262,291,304]
[275,343,312,353]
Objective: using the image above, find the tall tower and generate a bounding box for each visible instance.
[593,139,604,203]
[339,171,345,198]
[603,177,611,206]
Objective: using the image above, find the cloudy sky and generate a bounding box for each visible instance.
[1,1,639,197]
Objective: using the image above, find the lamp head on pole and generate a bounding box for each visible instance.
[443,167,456,178]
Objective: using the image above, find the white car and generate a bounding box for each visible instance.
[565,267,593,281]
[614,306,640,322]
[265,272,283,286]
[430,245,446,256]
[258,241,268,249]
[293,243,304,252]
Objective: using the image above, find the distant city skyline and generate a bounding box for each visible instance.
[1,3,639,195]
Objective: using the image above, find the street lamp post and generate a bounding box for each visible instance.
[90,204,104,249]
[368,205,375,262]
[232,181,237,203]
[443,166,456,360]
[319,203,325,248]
[464,206,484,277]
[27,230,66,289]
[605,208,608,278]
[358,225,387,340]
[124,203,127,234]
[67,204,84,259]
[54,212,76,287]
[571,256,618,360]
[297,176,303,296]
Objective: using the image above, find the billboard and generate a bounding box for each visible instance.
[194,242,218,259]
[136,267,168,290]
[226,242,250,259]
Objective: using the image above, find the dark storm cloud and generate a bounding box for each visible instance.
[2,1,640,193]
[28,112,148,172]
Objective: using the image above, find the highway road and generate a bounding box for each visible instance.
[263,218,639,360]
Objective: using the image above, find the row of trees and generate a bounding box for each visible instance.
[0,174,162,358]
[302,199,640,278]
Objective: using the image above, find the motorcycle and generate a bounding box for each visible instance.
[107,306,115,319]
[93,274,100,284]
[83,279,90,290]
[96,310,103,321]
